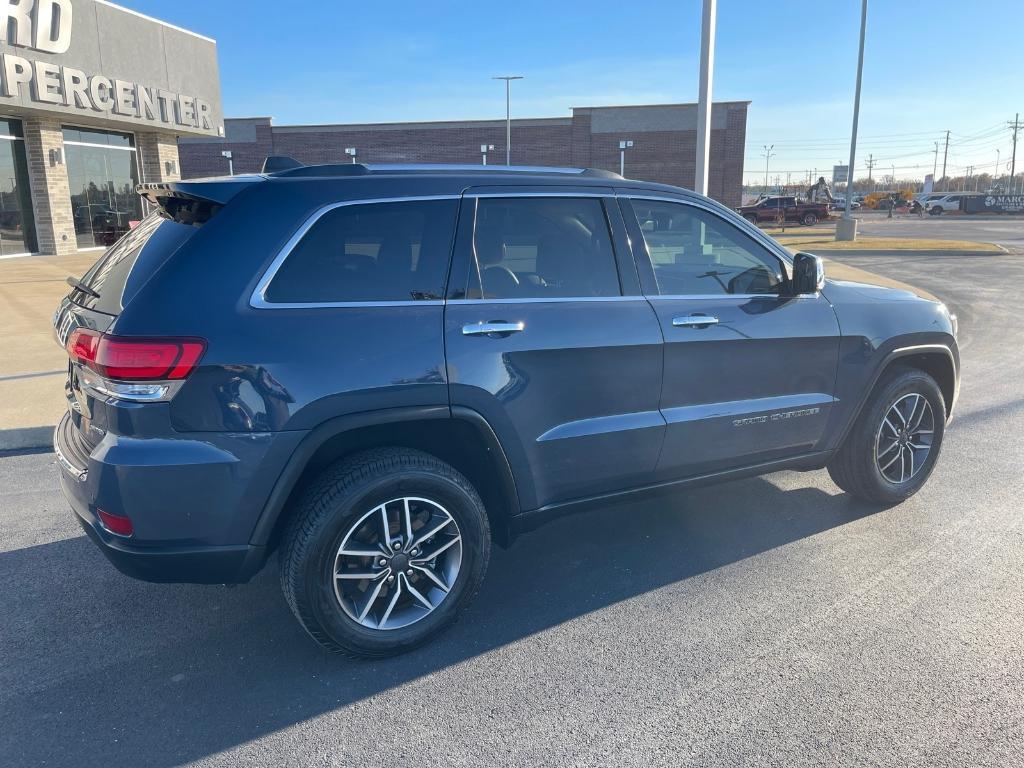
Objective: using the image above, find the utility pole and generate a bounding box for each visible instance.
[492,75,523,165]
[941,129,950,191]
[932,141,939,186]
[1009,113,1019,194]
[762,144,775,193]
[694,0,716,195]
[866,154,876,190]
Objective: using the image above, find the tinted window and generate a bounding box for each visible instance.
[265,199,457,303]
[72,212,195,315]
[631,199,784,296]
[470,197,620,299]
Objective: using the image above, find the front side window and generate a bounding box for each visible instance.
[630,199,785,296]
[469,197,620,299]
[63,127,144,249]
[264,198,458,303]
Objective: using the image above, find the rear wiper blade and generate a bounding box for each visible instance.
[66,276,100,299]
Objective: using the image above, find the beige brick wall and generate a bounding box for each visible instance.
[137,133,182,183]
[22,118,76,256]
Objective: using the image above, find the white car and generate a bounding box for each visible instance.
[831,196,861,210]
[924,194,967,215]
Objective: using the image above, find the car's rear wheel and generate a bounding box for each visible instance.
[827,368,946,504]
[802,211,819,226]
[745,214,759,225]
[279,447,490,657]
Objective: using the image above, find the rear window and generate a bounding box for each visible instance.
[263,198,458,304]
[70,212,195,315]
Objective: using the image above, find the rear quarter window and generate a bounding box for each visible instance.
[262,198,458,304]
[70,212,196,315]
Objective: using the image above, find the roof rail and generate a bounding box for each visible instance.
[261,158,622,180]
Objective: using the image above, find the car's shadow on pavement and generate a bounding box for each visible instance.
[1,473,881,767]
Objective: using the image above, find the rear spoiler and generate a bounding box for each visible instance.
[137,177,262,225]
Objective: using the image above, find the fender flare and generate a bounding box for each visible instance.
[247,405,521,548]
[835,342,958,448]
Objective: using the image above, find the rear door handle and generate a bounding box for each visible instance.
[462,321,525,336]
[672,314,719,328]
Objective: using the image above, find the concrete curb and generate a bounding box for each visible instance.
[0,426,54,452]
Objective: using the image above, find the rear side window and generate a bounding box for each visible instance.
[71,212,195,315]
[264,199,458,303]
[469,197,620,300]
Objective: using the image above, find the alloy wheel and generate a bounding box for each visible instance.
[874,393,935,484]
[333,497,463,630]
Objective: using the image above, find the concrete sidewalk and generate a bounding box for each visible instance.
[0,253,97,450]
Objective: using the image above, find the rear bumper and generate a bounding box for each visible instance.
[73,504,265,583]
[54,412,300,583]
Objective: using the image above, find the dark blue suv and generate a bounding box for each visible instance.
[54,162,959,656]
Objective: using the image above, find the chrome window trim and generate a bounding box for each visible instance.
[618,192,796,267]
[448,296,644,305]
[250,195,461,310]
[464,191,610,199]
[648,293,782,301]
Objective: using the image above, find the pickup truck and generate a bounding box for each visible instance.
[736,196,830,226]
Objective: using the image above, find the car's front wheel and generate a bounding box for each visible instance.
[827,368,946,504]
[802,211,819,226]
[280,448,491,657]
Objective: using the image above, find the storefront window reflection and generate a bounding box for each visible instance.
[63,127,143,249]
[0,119,37,256]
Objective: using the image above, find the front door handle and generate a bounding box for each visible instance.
[462,321,525,336]
[672,314,719,328]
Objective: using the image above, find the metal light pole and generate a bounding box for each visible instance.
[492,76,523,165]
[837,0,867,241]
[694,0,716,195]
[619,139,633,176]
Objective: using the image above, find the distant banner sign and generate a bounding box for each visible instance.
[962,194,1024,214]
[832,165,849,183]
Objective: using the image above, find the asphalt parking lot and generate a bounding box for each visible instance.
[2,245,1023,767]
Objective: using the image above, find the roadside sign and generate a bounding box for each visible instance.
[963,194,1024,214]
[832,165,849,184]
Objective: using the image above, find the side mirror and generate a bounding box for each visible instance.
[791,252,825,294]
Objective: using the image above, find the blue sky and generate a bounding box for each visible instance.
[123,0,1022,183]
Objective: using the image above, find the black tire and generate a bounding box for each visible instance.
[827,367,946,504]
[802,211,819,226]
[279,447,491,657]
[929,206,943,216]
[745,214,759,226]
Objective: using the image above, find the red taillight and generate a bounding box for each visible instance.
[97,509,134,537]
[67,330,206,381]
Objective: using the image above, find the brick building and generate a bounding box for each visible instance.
[0,0,222,257]
[178,101,749,207]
